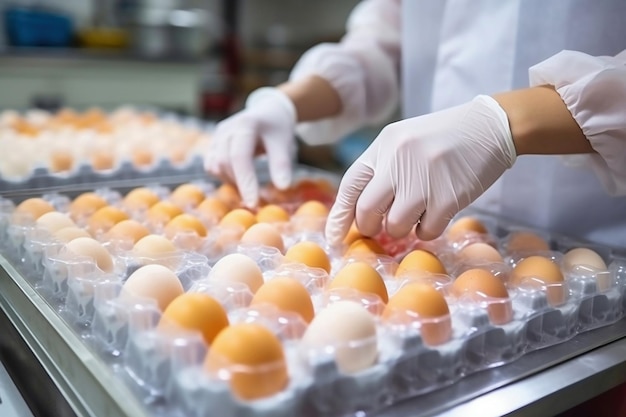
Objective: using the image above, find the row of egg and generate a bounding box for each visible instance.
[5,183,621,404]
[0,107,210,179]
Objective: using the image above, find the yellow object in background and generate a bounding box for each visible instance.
[78,27,129,49]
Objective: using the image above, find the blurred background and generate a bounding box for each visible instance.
[0,0,377,172]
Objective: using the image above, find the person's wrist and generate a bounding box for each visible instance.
[245,87,297,126]
[476,95,517,167]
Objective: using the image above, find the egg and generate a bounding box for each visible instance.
[396,249,446,277]
[197,197,229,222]
[146,201,184,225]
[383,283,451,346]
[301,301,377,374]
[251,277,314,323]
[446,216,488,242]
[241,223,285,252]
[345,238,386,257]
[36,211,75,232]
[458,242,503,263]
[49,150,74,172]
[123,264,184,310]
[106,220,150,244]
[294,200,329,217]
[562,247,607,271]
[209,253,264,293]
[453,268,511,324]
[161,293,229,345]
[88,206,129,234]
[511,256,564,305]
[91,150,115,171]
[215,183,241,208]
[284,241,331,273]
[511,256,563,285]
[133,234,177,258]
[219,209,257,231]
[69,193,108,220]
[123,187,160,211]
[54,227,91,242]
[256,204,290,223]
[131,148,153,167]
[292,201,329,231]
[204,323,288,400]
[507,231,550,253]
[329,261,388,303]
[65,237,114,273]
[164,214,207,238]
[342,222,363,246]
[14,198,55,221]
[170,183,205,208]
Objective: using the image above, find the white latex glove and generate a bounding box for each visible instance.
[204,87,297,207]
[325,95,517,245]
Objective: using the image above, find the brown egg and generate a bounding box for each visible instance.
[203,323,288,400]
[197,197,229,222]
[342,222,363,246]
[458,242,503,263]
[251,277,314,323]
[14,198,55,221]
[345,238,386,257]
[511,256,565,306]
[123,187,160,211]
[88,206,129,234]
[164,214,207,238]
[284,241,331,273]
[219,209,257,231]
[396,249,446,277]
[161,293,229,345]
[107,220,150,244]
[50,150,74,173]
[256,204,290,223]
[294,200,329,217]
[146,201,184,225]
[446,216,488,242]
[170,183,205,208]
[70,193,108,220]
[241,223,285,252]
[383,283,451,345]
[507,231,550,253]
[91,150,115,171]
[453,268,511,324]
[329,261,388,303]
[215,183,241,208]
[131,148,153,167]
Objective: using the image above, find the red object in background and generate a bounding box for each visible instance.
[557,382,626,417]
[201,91,233,121]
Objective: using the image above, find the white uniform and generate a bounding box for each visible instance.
[289,0,626,248]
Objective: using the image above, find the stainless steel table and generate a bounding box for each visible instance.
[1,252,625,417]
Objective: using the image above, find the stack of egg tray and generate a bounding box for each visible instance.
[0,107,214,193]
[0,177,625,417]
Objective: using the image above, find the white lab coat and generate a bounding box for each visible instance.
[289,0,626,248]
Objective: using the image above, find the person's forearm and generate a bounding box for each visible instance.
[493,86,593,156]
[278,75,343,122]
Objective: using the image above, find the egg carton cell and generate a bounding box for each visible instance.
[576,287,623,332]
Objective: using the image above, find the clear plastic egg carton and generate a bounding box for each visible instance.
[1,185,626,417]
[0,107,214,193]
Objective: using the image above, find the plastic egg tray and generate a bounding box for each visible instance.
[0,107,213,192]
[1,179,625,417]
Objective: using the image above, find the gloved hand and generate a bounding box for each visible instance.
[325,95,517,245]
[204,87,297,207]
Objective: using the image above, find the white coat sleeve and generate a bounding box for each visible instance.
[289,0,401,145]
[529,49,626,196]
